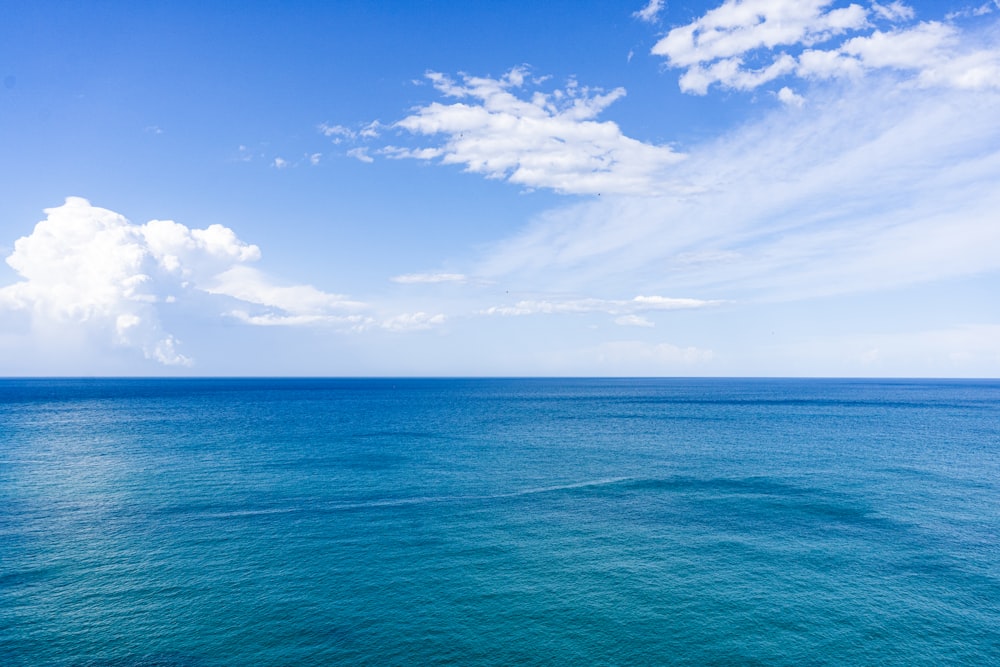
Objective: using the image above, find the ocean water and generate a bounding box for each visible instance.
[1,378,998,666]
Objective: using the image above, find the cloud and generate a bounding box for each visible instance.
[380,312,447,331]
[473,70,1000,303]
[205,265,366,314]
[318,123,355,143]
[777,85,806,106]
[273,157,289,169]
[614,314,655,327]
[946,2,999,20]
[346,147,374,163]
[383,67,685,195]
[633,0,664,23]
[652,1,1000,94]
[228,310,373,330]
[391,272,467,284]
[0,198,368,364]
[0,198,251,365]
[482,295,718,317]
[652,0,868,73]
[872,1,915,21]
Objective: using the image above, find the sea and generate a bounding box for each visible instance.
[1,378,998,666]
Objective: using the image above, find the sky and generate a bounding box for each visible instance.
[1,0,999,377]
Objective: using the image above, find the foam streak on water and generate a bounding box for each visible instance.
[1,378,998,665]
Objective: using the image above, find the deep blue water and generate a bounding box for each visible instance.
[1,378,998,665]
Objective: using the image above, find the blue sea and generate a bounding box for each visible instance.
[1,378,998,665]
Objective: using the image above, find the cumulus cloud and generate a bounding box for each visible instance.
[652,0,1000,94]
[383,67,685,195]
[0,198,258,365]
[0,198,371,364]
[777,86,806,106]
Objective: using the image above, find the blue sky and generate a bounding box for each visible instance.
[1,0,999,376]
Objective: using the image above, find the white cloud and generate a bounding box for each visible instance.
[359,120,383,138]
[273,157,289,169]
[615,314,655,327]
[946,2,998,20]
[652,1,1000,94]
[652,0,868,70]
[205,265,366,314]
[384,68,685,195]
[473,74,1000,303]
[0,198,230,365]
[347,147,374,163]
[320,120,384,142]
[0,198,369,364]
[871,1,915,21]
[318,122,355,143]
[777,85,806,106]
[391,272,467,284]
[380,312,447,331]
[228,310,373,330]
[482,295,718,317]
[633,0,664,23]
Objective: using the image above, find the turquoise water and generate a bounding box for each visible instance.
[1,378,998,665]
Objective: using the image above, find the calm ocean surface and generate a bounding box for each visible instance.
[1,378,998,665]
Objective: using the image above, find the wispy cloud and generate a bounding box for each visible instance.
[482,295,719,317]
[346,147,374,163]
[614,314,655,327]
[391,272,467,284]
[380,312,447,331]
[632,0,664,23]
[474,67,1000,302]
[205,265,366,314]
